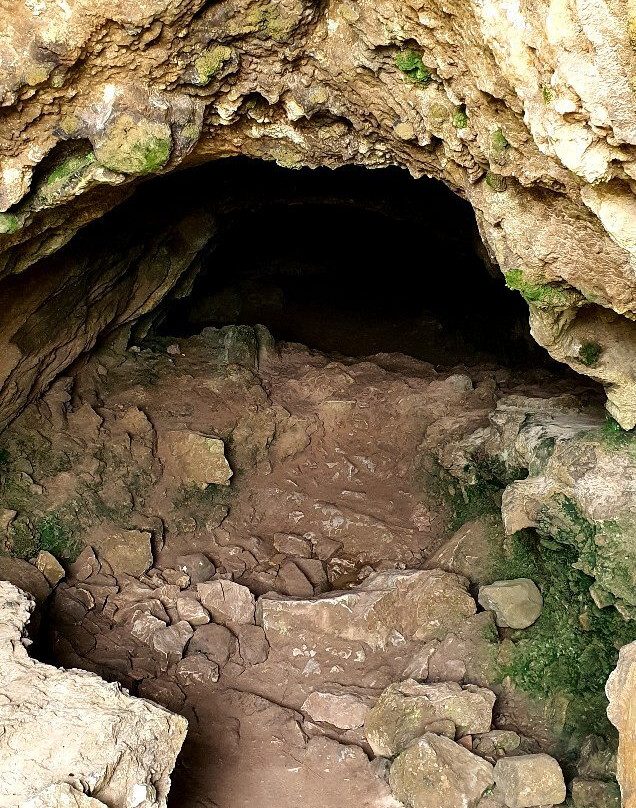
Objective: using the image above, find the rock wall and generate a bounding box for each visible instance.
[0,580,187,807]
[0,0,635,428]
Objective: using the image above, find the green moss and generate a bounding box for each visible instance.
[541,83,554,103]
[128,136,171,175]
[491,128,509,153]
[394,50,433,85]
[492,531,636,740]
[0,213,19,235]
[0,449,10,467]
[578,342,603,367]
[174,482,234,510]
[504,269,570,307]
[452,107,468,129]
[194,45,234,85]
[599,416,636,450]
[45,152,95,186]
[485,171,508,192]
[35,513,82,560]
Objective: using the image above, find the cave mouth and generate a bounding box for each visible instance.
[150,157,550,369]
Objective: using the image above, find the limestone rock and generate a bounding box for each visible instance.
[151,620,193,664]
[302,690,371,730]
[493,754,566,808]
[426,516,505,585]
[176,594,210,626]
[34,551,65,587]
[606,641,636,807]
[23,783,106,807]
[473,731,521,761]
[198,580,256,625]
[91,529,153,577]
[175,553,215,584]
[161,430,232,488]
[67,548,100,581]
[0,556,51,604]
[478,579,543,629]
[365,679,496,756]
[0,581,187,808]
[188,623,236,666]
[389,733,494,808]
[176,653,220,686]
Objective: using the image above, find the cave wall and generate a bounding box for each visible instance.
[0,0,636,427]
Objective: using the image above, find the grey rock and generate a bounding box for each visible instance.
[478,579,543,629]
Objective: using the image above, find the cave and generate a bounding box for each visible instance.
[1,1,636,805]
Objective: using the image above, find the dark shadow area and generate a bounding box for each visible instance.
[154,158,551,367]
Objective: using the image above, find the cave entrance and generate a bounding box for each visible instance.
[152,157,547,369]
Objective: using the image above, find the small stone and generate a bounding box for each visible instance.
[294,558,328,589]
[188,623,236,666]
[176,594,210,626]
[0,556,51,604]
[473,730,521,760]
[478,579,543,629]
[151,620,194,664]
[175,553,215,584]
[161,430,232,487]
[389,733,494,808]
[161,568,190,588]
[272,533,312,557]
[234,623,269,665]
[176,653,220,686]
[365,679,496,757]
[131,613,166,645]
[571,778,620,808]
[276,559,314,596]
[167,343,181,355]
[494,754,566,808]
[92,529,153,577]
[198,580,255,625]
[34,550,66,587]
[302,690,370,730]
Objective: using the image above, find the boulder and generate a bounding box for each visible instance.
[234,623,269,665]
[473,730,521,761]
[302,690,371,730]
[0,581,187,808]
[571,778,620,808]
[426,516,505,585]
[606,641,636,806]
[91,529,153,578]
[161,430,232,487]
[478,579,543,629]
[493,754,566,807]
[175,553,215,584]
[365,679,496,756]
[34,551,65,587]
[0,556,51,604]
[151,620,193,664]
[389,733,494,808]
[198,580,256,625]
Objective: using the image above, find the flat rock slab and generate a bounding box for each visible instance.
[0,581,187,808]
[198,579,256,625]
[91,529,153,578]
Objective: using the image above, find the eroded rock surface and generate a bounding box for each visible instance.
[0,581,187,808]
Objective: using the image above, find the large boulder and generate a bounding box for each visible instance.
[493,754,566,808]
[607,641,636,808]
[0,581,187,808]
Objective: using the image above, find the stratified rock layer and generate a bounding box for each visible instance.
[0,581,187,808]
[0,0,635,428]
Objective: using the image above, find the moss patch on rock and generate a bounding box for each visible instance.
[0,213,19,235]
[504,269,571,308]
[95,115,172,175]
[395,50,433,85]
[578,341,603,366]
[194,46,235,85]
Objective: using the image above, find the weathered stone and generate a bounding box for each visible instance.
[188,623,236,666]
[426,516,505,585]
[161,430,232,487]
[571,778,620,808]
[34,551,65,587]
[131,613,166,645]
[478,579,543,629]
[175,553,215,584]
[198,580,256,625]
[389,733,494,808]
[91,530,153,577]
[151,620,193,663]
[302,690,371,730]
[606,641,636,807]
[161,568,190,588]
[473,730,521,761]
[23,783,105,807]
[273,533,313,557]
[276,559,314,597]
[176,594,210,626]
[234,623,269,665]
[0,556,51,604]
[365,679,496,757]
[0,581,187,808]
[493,755,566,808]
[176,653,220,686]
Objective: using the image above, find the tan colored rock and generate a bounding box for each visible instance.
[493,754,566,808]
[198,580,256,625]
[607,641,636,807]
[571,778,620,808]
[478,579,543,629]
[161,430,232,488]
[131,613,166,645]
[426,516,505,585]
[176,653,220,686]
[34,551,65,587]
[23,783,106,807]
[67,547,100,581]
[389,733,494,808]
[365,679,496,757]
[302,690,371,730]
[0,581,187,808]
[176,594,210,626]
[91,529,153,577]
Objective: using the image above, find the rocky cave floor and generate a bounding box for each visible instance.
[0,324,629,808]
